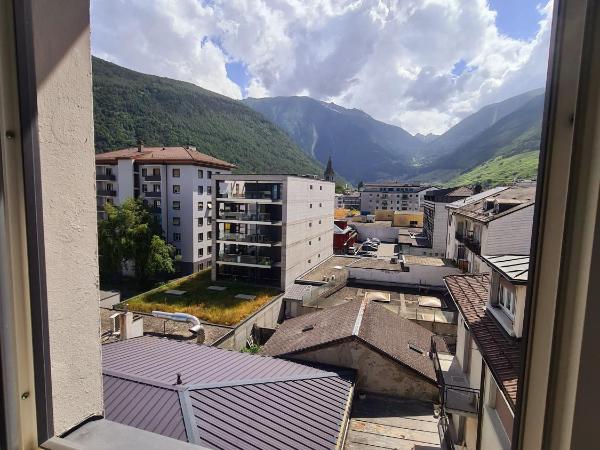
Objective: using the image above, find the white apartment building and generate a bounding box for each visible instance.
[434,255,529,450]
[359,182,434,213]
[445,185,536,273]
[335,192,361,210]
[95,145,234,274]
[212,174,334,290]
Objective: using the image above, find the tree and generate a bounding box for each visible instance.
[98,198,175,282]
[357,180,364,190]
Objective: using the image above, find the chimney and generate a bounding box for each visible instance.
[137,139,144,153]
[119,312,144,340]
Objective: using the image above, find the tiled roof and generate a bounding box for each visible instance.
[444,274,521,408]
[95,146,236,169]
[261,298,439,382]
[450,185,536,223]
[103,336,354,449]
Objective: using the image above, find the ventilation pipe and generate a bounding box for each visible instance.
[152,311,205,344]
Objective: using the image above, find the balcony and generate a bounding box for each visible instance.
[150,207,162,214]
[431,335,480,417]
[455,231,481,256]
[218,211,274,222]
[218,191,281,202]
[217,253,273,267]
[96,173,116,181]
[219,232,279,245]
[97,189,117,197]
[144,174,161,182]
[143,191,161,198]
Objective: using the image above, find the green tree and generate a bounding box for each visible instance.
[98,198,175,282]
[357,180,364,190]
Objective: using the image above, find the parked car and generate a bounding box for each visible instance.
[347,246,358,255]
[369,237,381,245]
[364,239,380,247]
[357,250,377,257]
[362,243,379,252]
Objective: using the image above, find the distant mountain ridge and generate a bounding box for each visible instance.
[242,96,424,184]
[92,57,325,177]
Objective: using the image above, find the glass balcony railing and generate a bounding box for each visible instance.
[144,174,161,181]
[96,173,116,181]
[220,232,277,243]
[97,189,117,197]
[143,191,161,198]
[218,253,273,266]
[218,190,280,200]
[219,211,273,222]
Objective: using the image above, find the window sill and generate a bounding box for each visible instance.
[42,419,208,450]
[486,304,516,337]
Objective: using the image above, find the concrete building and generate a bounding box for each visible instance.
[433,255,529,450]
[359,182,434,213]
[423,187,473,254]
[96,145,235,274]
[446,185,535,273]
[335,191,361,210]
[262,296,441,401]
[212,174,334,289]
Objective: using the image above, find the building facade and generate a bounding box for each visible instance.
[359,182,434,213]
[212,174,334,290]
[445,185,535,273]
[95,145,235,274]
[434,255,529,450]
[335,191,361,210]
[422,187,473,255]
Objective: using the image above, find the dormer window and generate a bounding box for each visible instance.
[498,284,516,318]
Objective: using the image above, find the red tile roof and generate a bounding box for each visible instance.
[444,274,521,409]
[261,297,440,383]
[95,146,236,169]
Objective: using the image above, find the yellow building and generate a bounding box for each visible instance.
[392,211,423,227]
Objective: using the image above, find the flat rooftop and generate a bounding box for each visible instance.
[349,258,405,271]
[403,254,455,267]
[296,255,359,283]
[345,394,440,449]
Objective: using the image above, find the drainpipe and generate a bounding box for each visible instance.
[475,364,486,450]
[152,311,205,344]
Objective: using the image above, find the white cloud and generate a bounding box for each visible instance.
[91,0,553,134]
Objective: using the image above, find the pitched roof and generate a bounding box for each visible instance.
[482,255,530,283]
[449,185,536,223]
[446,186,509,210]
[424,186,474,202]
[261,298,440,382]
[103,336,353,449]
[95,146,236,169]
[444,274,521,409]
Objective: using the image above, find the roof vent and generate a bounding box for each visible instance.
[408,343,425,354]
[137,139,144,152]
[176,373,182,385]
[302,324,315,332]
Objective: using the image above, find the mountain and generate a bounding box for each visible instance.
[420,88,545,160]
[414,133,439,144]
[92,57,325,176]
[413,91,545,184]
[242,96,424,184]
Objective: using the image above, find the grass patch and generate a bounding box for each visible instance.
[447,150,539,187]
[123,270,278,326]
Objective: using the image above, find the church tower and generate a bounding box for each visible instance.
[324,155,335,182]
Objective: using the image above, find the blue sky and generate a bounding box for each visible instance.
[91,0,553,134]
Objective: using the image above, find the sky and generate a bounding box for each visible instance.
[91,0,553,135]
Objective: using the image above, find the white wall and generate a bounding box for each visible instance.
[116,159,134,203]
[32,0,103,433]
[282,177,334,288]
[432,203,450,254]
[352,222,399,242]
[348,262,460,287]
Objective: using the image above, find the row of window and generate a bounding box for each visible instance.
[369,193,415,198]
[172,232,213,244]
[172,217,212,227]
[309,185,324,191]
[142,168,221,179]
[309,202,324,208]
[308,219,323,227]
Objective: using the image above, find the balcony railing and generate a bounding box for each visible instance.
[96,173,116,181]
[431,335,480,416]
[150,207,162,214]
[220,232,276,244]
[218,191,280,200]
[97,189,117,197]
[218,254,273,266]
[143,191,161,198]
[144,174,161,181]
[438,414,456,450]
[455,231,481,256]
[219,211,273,222]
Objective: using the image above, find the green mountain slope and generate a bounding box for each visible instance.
[414,92,544,184]
[242,96,424,184]
[92,57,324,176]
[420,88,544,160]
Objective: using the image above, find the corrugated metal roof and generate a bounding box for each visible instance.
[102,336,354,449]
[482,254,529,283]
[95,146,236,169]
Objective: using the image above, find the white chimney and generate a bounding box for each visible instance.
[119,312,144,340]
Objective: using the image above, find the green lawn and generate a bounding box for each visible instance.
[123,270,279,326]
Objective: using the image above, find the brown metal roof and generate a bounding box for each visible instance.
[102,336,354,449]
[444,274,521,408]
[261,298,440,382]
[95,146,236,169]
[452,185,536,223]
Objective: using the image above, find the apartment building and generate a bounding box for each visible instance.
[445,185,535,273]
[421,187,474,256]
[359,182,434,213]
[212,174,334,289]
[433,255,529,450]
[95,145,235,274]
[335,191,361,209]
